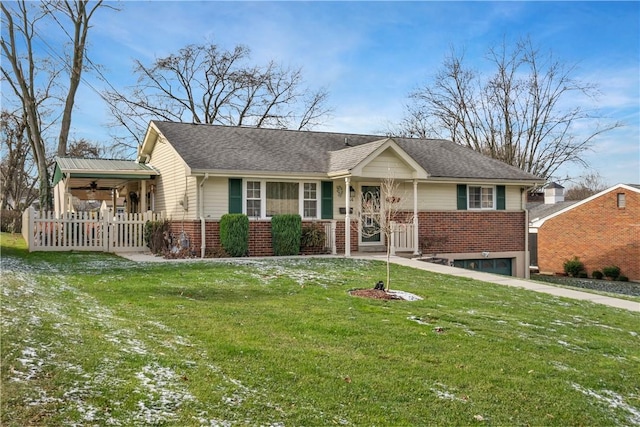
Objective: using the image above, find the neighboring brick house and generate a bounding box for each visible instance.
[529,183,640,281]
[130,121,541,278]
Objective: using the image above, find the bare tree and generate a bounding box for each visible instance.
[42,0,105,157]
[393,37,622,181]
[104,43,332,151]
[358,175,411,291]
[1,0,109,210]
[564,172,608,200]
[0,110,38,210]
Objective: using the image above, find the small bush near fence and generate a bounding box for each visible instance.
[271,214,301,256]
[144,219,171,254]
[301,223,326,254]
[220,214,249,257]
[1,210,22,233]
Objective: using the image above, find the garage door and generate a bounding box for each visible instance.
[453,258,513,276]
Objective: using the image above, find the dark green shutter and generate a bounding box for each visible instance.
[496,185,506,210]
[228,178,243,213]
[321,181,333,219]
[457,184,467,210]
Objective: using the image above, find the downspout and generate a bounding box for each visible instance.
[200,173,210,258]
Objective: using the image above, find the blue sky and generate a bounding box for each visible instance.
[31,1,640,185]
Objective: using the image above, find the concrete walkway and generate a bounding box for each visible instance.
[117,252,639,313]
[356,254,640,313]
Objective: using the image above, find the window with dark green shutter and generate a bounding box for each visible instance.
[457,184,467,210]
[321,181,333,219]
[228,178,243,213]
[496,185,506,210]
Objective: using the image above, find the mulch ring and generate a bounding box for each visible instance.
[349,289,404,300]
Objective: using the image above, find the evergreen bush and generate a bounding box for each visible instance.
[563,256,585,277]
[602,265,621,280]
[271,214,302,256]
[591,270,604,279]
[220,214,249,257]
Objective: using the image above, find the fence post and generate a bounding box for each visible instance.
[102,210,110,251]
[331,220,337,255]
[390,221,396,256]
[22,207,34,251]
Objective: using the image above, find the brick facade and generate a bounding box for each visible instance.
[537,188,640,281]
[170,219,342,257]
[417,211,526,254]
[169,210,526,259]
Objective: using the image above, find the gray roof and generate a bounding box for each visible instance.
[151,121,542,182]
[56,157,158,173]
[527,201,579,222]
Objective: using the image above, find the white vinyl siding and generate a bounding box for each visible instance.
[201,177,228,219]
[361,149,414,179]
[148,136,196,220]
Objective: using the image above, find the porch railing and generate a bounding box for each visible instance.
[390,221,416,255]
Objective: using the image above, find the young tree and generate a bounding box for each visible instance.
[103,43,333,151]
[1,0,109,210]
[392,37,621,181]
[358,175,411,291]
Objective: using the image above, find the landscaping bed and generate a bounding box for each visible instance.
[531,274,640,297]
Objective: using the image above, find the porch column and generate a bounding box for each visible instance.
[140,180,147,213]
[413,179,419,255]
[344,176,351,257]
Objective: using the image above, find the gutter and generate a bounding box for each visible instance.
[199,173,210,258]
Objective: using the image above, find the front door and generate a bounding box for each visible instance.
[360,185,381,243]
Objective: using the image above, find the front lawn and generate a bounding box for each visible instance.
[2,232,639,426]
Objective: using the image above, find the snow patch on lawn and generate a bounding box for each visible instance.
[571,383,640,426]
[430,382,469,403]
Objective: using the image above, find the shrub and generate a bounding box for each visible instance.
[591,270,604,280]
[602,265,621,280]
[563,256,585,278]
[144,219,171,254]
[577,271,588,278]
[271,214,301,256]
[220,214,249,257]
[301,223,326,252]
[618,275,629,282]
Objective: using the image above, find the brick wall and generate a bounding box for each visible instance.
[537,189,640,281]
[170,219,341,257]
[418,211,526,254]
[169,211,527,258]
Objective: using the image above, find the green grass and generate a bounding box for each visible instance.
[2,232,639,426]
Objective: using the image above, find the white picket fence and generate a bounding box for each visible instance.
[390,221,417,254]
[22,208,162,253]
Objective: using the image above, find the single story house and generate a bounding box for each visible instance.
[116,121,540,277]
[529,183,640,281]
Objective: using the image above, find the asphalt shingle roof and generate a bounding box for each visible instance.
[151,121,542,181]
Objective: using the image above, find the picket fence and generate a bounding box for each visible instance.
[22,207,162,253]
[390,221,417,254]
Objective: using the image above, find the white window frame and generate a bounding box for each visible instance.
[303,182,318,218]
[245,181,262,218]
[468,185,495,210]
[243,179,321,219]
